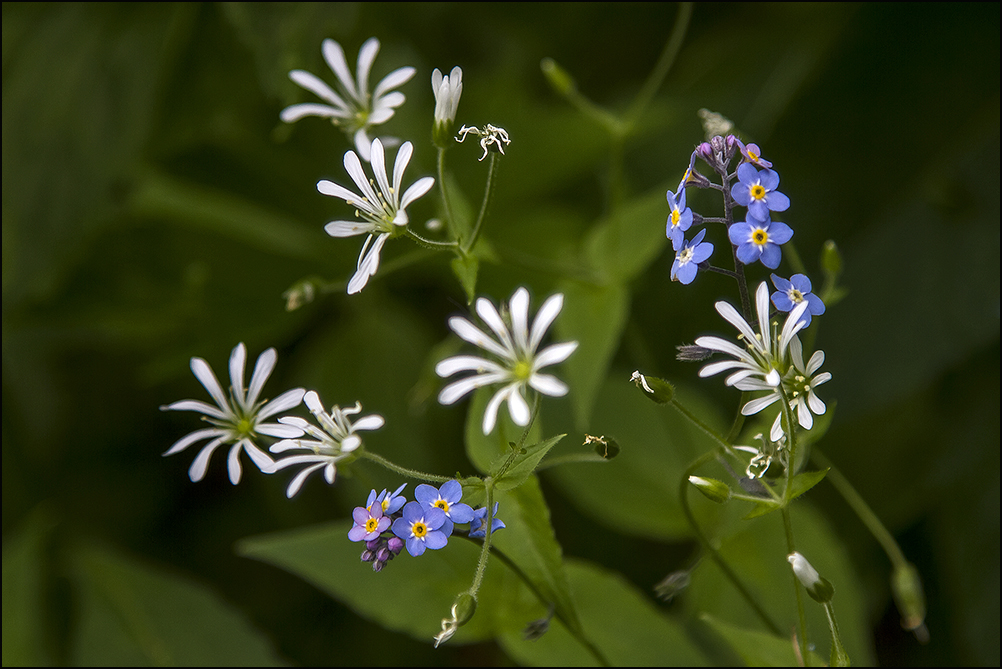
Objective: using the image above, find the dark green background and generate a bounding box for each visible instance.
[3,3,998,666]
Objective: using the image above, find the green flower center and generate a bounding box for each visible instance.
[513,360,532,381]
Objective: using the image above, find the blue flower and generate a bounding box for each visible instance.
[728,215,793,269]
[671,228,714,285]
[469,503,506,539]
[770,273,826,328]
[665,189,693,248]
[391,502,449,556]
[348,502,390,542]
[367,483,408,515]
[730,163,789,220]
[734,139,773,169]
[415,480,475,536]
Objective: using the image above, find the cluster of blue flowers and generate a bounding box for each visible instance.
[348,480,506,571]
[666,135,825,325]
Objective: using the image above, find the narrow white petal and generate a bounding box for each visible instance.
[288,70,349,110]
[714,302,760,352]
[436,355,505,377]
[280,103,343,123]
[287,462,327,498]
[755,282,771,356]
[163,428,226,456]
[244,441,276,472]
[779,302,809,355]
[161,400,227,420]
[373,66,416,100]
[352,415,385,432]
[527,292,564,353]
[355,37,379,101]
[812,372,832,387]
[796,398,814,430]
[698,360,748,378]
[246,348,277,408]
[392,142,414,204]
[322,38,358,102]
[277,416,309,429]
[534,341,578,368]
[482,386,513,434]
[228,344,248,409]
[438,372,509,405]
[324,220,375,238]
[317,179,364,205]
[190,357,228,411]
[447,316,512,360]
[507,388,531,425]
[509,288,531,354]
[528,373,568,397]
[476,297,517,355]
[370,139,393,205]
[258,388,307,420]
[765,368,782,387]
[323,462,337,483]
[353,129,372,161]
[742,393,781,415]
[807,391,827,416]
[368,106,396,125]
[304,390,324,414]
[694,336,757,364]
[770,413,785,442]
[227,443,245,484]
[188,437,225,482]
[807,350,826,375]
[256,423,305,439]
[341,435,361,452]
[399,176,435,210]
[347,233,388,294]
[343,150,381,206]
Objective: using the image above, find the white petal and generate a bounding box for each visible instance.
[160,400,227,420]
[246,347,277,408]
[317,179,364,205]
[355,37,380,101]
[754,282,771,356]
[779,302,809,355]
[399,176,435,211]
[534,341,577,368]
[373,66,416,100]
[256,422,304,439]
[277,416,309,429]
[288,70,349,110]
[482,386,513,434]
[807,350,826,375]
[244,440,276,472]
[447,316,512,360]
[796,398,814,430]
[807,391,827,416]
[190,357,228,411]
[322,38,358,102]
[341,434,361,452]
[509,288,531,354]
[303,390,324,414]
[765,368,781,387]
[227,443,245,484]
[188,437,225,482]
[324,220,374,238]
[391,142,414,204]
[287,462,327,498]
[475,297,516,356]
[436,355,505,377]
[438,372,509,405]
[258,388,307,420]
[163,428,226,456]
[812,372,832,387]
[714,301,757,349]
[343,150,381,206]
[368,106,396,125]
[352,415,385,432]
[770,413,785,442]
[528,292,564,353]
[354,129,372,161]
[507,388,531,425]
[528,373,568,397]
[370,139,393,205]
[280,103,343,123]
[347,233,388,294]
[742,393,781,415]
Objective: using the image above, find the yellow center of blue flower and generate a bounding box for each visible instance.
[670,209,680,227]
[751,184,766,200]
[789,289,804,303]
[434,499,451,514]
[411,521,428,538]
[365,517,380,533]
[752,229,769,245]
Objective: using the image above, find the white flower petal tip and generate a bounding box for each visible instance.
[437,287,576,433]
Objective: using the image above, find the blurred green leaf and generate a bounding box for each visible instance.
[500,558,710,666]
[743,469,828,520]
[1,507,56,666]
[71,542,284,666]
[451,254,480,305]
[700,613,823,667]
[464,386,543,476]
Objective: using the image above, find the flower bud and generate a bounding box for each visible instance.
[540,57,575,95]
[787,551,835,603]
[891,562,928,642]
[630,371,674,403]
[434,594,477,648]
[821,239,843,278]
[688,476,732,503]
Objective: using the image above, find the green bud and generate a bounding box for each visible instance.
[891,562,928,640]
[540,57,575,95]
[688,476,732,504]
[821,239,843,278]
[630,371,674,404]
[452,593,477,626]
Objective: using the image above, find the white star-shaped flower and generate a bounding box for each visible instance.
[269,391,384,498]
[319,138,434,294]
[436,287,578,434]
[281,37,415,162]
[161,344,305,484]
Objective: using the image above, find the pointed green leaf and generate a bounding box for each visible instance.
[465,386,542,475]
[451,254,480,305]
[493,434,566,491]
[788,468,830,502]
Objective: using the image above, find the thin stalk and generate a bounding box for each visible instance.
[779,387,809,663]
[624,2,693,124]
[783,508,811,666]
[437,147,458,239]
[405,228,460,251]
[670,397,739,458]
[462,153,499,254]
[359,451,452,483]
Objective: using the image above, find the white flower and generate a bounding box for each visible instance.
[281,37,415,162]
[456,123,510,161]
[161,344,305,484]
[269,391,384,498]
[432,67,463,136]
[318,138,435,294]
[696,281,809,389]
[740,335,832,441]
[436,287,578,434]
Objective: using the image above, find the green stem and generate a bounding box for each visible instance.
[778,387,809,663]
[824,601,851,666]
[405,228,460,251]
[670,397,739,458]
[467,482,495,595]
[783,508,811,665]
[624,2,693,125]
[811,447,909,568]
[681,450,782,636]
[437,147,458,239]
[358,451,451,483]
[462,153,499,254]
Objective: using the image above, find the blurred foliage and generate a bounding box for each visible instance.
[3,2,998,666]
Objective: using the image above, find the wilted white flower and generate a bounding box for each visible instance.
[436,287,577,434]
[161,344,305,484]
[318,138,434,294]
[456,123,510,161]
[281,37,415,161]
[269,391,384,498]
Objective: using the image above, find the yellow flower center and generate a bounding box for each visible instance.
[365,517,380,533]
[750,184,766,200]
[513,360,532,381]
[670,209,681,227]
[752,229,769,245]
[434,499,451,514]
[411,521,428,538]
[789,289,804,303]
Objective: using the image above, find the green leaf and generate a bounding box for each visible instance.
[700,613,824,667]
[71,542,284,666]
[555,282,629,428]
[583,189,670,282]
[500,559,710,666]
[1,507,56,666]
[464,386,542,475]
[787,468,830,502]
[493,434,566,491]
[451,254,480,305]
